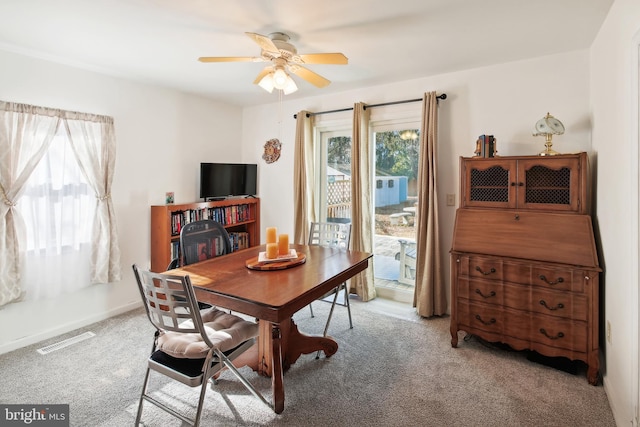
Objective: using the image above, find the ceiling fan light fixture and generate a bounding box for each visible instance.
[272,68,289,88]
[282,76,298,95]
[258,73,275,93]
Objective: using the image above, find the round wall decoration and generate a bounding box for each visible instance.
[262,138,281,164]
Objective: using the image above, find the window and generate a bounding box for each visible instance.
[18,129,95,300]
[318,129,352,222]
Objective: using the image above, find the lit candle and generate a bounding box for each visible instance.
[266,243,278,259]
[266,227,277,244]
[278,233,289,256]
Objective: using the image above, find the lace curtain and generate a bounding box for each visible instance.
[0,101,121,306]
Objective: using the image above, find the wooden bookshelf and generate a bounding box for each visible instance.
[150,198,260,272]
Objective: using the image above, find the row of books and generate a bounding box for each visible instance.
[169,231,250,262]
[170,204,253,236]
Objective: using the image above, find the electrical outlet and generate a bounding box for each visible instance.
[606,321,612,344]
[446,193,456,206]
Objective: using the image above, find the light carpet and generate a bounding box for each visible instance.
[0,298,615,427]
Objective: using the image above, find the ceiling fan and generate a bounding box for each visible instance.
[198,32,348,94]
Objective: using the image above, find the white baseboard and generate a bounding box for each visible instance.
[0,301,142,356]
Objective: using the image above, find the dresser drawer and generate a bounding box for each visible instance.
[456,301,504,335]
[502,283,588,321]
[503,311,587,352]
[531,266,583,292]
[459,256,503,281]
[458,278,503,305]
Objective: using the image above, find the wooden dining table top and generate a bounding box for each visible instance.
[168,243,373,324]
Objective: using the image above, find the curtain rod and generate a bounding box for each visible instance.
[293,93,446,119]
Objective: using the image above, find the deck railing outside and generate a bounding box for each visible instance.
[327,180,351,221]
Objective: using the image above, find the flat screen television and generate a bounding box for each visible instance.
[200,163,257,200]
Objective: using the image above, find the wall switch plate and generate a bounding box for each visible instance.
[446,194,456,206]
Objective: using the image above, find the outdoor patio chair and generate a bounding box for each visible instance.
[398,238,417,285]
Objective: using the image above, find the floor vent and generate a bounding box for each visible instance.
[37,331,96,355]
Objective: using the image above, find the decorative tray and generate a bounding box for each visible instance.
[246,250,306,271]
[257,249,298,263]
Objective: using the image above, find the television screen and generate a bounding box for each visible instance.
[200,163,257,200]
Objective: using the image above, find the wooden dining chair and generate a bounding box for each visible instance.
[132,264,269,426]
[307,222,353,343]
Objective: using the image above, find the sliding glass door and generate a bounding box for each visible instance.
[372,121,420,299]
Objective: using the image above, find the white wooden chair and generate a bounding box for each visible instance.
[398,239,417,285]
[307,222,353,342]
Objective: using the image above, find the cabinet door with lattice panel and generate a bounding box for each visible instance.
[517,156,583,212]
[460,153,587,214]
[461,158,517,209]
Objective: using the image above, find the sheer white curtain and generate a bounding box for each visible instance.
[66,115,121,283]
[0,101,120,305]
[0,102,60,305]
[20,130,95,300]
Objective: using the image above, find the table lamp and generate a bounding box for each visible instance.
[533,112,565,156]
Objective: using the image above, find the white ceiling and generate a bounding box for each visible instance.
[0,0,613,107]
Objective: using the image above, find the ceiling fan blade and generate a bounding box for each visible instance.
[198,56,262,63]
[298,53,348,65]
[289,65,331,88]
[245,32,279,54]
[253,67,272,84]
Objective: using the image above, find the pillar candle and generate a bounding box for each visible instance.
[266,243,278,259]
[278,233,289,256]
[266,227,277,244]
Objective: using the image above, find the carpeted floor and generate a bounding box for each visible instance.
[0,299,616,427]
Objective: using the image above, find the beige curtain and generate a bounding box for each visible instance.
[413,92,446,317]
[293,111,315,244]
[350,103,376,301]
[0,101,121,306]
[0,102,60,305]
[66,115,121,283]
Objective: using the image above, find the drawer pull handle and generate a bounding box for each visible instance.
[539,300,564,311]
[539,274,564,285]
[475,266,496,276]
[475,289,496,299]
[539,328,565,340]
[474,314,496,326]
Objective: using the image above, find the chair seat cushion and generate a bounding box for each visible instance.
[157,308,258,358]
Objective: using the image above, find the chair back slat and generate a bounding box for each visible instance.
[133,265,205,335]
[308,222,351,250]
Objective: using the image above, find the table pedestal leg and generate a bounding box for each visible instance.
[253,317,338,413]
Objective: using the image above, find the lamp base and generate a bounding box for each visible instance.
[539,147,560,156]
[539,136,559,156]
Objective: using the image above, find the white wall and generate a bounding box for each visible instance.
[0,50,244,353]
[590,0,640,424]
[243,49,592,311]
[1,27,632,424]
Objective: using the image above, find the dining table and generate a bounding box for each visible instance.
[167,243,372,414]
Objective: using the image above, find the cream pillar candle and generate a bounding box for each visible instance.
[266,227,277,244]
[278,234,289,256]
[266,243,278,259]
